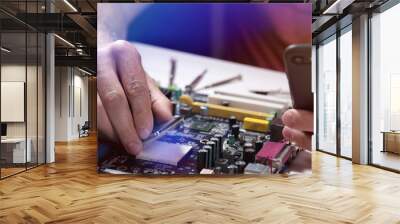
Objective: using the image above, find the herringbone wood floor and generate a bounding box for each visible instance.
[1,134,400,224]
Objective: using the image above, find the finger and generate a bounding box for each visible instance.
[282,126,312,150]
[281,109,313,132]
[97,94,117,142]
[97,46,143,155]
[146,76,173,123]
[111,40,153,139]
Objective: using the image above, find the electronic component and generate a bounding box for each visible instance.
[227,134,235,145]
[244,163,270,175]
[243,117,269,133]
[229,116,237,128]
[272,145,294,170]
[214,90,291,107]
[179,95,274,121]
[214,134,223,158]
[189,121,214,132]
[179,104,192,116]
[215,158,229,173]
[235,160,246,174]
[222,147,236,161]
[208,93,286,113]
[270,116,284,142]
[203,145,213,168]
[200,168,214,175]
[214,166,222,175]
[197,148,208,171]
[210,137,220,160]
[136,141,192,166]
[255,141,286,164]
[227,164,238,174]
[200,105,208,116]
[206,141,217,167]
[243,142,253,149]
[100,90,301,175]
[231,124,240,139]
[171,101,178,115]
[243,148,256,164]
[255,140,264,153]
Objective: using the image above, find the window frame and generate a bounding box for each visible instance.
[315,19,353,160]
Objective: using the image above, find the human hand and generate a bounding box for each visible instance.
[97,40,173,155]
[281,109,313,150]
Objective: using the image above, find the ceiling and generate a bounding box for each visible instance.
[0,0,97,72]
[0,0,395,72]
[312,0,391,42]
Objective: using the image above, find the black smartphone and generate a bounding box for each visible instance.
[283,44,313,111]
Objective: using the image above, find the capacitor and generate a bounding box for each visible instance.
[227,164,238,175]
[243,142,253,150]
[203,145,213,168]
[243,148,256,164]
[215,158,229,173]
[206,141,216,167]
[197,149,208,171]
[214,134,223,158]
[210,137,220,161]
[235,160,246,174]
[229,116,237,128]
[255,140,264,153]
[214,166,222,175]
[171,101,178,115]
[231,124,240,139]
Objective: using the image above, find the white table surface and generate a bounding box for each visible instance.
[133,42,291,103]
[1,138,26,143]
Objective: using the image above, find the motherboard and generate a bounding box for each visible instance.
[98,91,301,175]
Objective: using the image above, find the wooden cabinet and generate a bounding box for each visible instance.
[382,131,400,154]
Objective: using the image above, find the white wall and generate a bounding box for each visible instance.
[55,66,69,141]
[54,67,89,141]
[1,65,40,137]
[1,64,46,164]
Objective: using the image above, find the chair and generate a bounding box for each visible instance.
[79,121,90,138]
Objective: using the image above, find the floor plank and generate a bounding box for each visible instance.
[1,135,400,224]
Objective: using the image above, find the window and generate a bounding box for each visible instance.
[339,27,352,158]
[0,1,46,179]
[370,2,400,171]
[317,35,337,154]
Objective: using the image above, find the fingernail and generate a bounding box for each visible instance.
[282,111,294,126]
[127,142,142,155]
[139,128,152,140]
[282,126,292,140]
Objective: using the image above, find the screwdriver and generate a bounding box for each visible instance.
[184,69,208,94]
[196,74,242,91]
[188,69,207,89]
[169,58,176,87]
